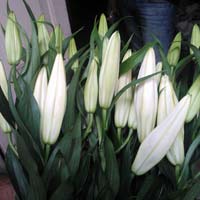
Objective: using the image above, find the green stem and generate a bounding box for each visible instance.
[115,129,133,153]
[45,144,50,163]
[102,109,107,131]
[117,128,122,144]
[96,116,103,145]
[83,113,94,140]
[175,165,181,183]
[7,133,18,157]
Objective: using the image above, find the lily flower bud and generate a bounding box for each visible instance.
[98,13,108,39]
[42,54,67,145]
[157,75,184,166]
[185,75,200,122]
[5,11,22,65]
[33,67,48,134]
[68,38,79,71]
[0,61,11,133]
[114,50,132,128]
[190,24,200,54]
[99,31,121,109]
[37,15,50,56]
[128,95,137,130]
[132,95,190,175]
[155,62,162,85]
[167,32,182,67]
[84,57,98,113]
[134,48,158,142]
[102,37,109,61]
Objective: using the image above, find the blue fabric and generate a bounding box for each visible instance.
[133,1,176,60]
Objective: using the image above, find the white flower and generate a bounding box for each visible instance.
[132,95,190,175]
[134,48,158,142]
[99,31,121,109]
[84,57,98,113]
[157,75,184,166]
[114,50,132,128]
[42,54,67,144]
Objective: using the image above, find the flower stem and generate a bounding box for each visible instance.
[115,129,133,153]
[83,113,94,140]
[45,144,50,163]
[102,109,107,131]
[117,128,122,144]
[7,133,18,157]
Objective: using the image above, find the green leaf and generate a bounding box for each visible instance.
[5,146,29,200]
[120,34,133,59]
[178,134,200,186]
[23,22,40,86]
[190,44,200,71]
[104,136,120,197]
[62,67,81,132]
[175,54,193,78]
[17,134,46,200]
[0,86,14,126]
[183,180,200,200]
[17,79,41,146]
[136,175,155,200]
[120,41,156,75]
[50,181,74,200]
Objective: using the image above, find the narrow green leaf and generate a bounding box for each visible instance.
[5,146,29,200]
[104,136,120,197]
[178,134,200,186]
[183,180,200,200]
[120,41,156,75]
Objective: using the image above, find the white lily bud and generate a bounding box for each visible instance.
[37,15,50,56]
[98,13,108,39]
[68,38,79,71]
[132,95,190,175]
[167,32,182,66]
[185,75,200,122]
[99,31,121,109]
[33,67,48,134]
[134,48,158,142]
[42,54,67,144]
[0,61,11,133]
[114,50,132,128]
[157,75,184,166]
[155,62,162,85]
[190,24,200,55]
[102,37,109,62]
[5,11,22,65]
[84,57,98,113]
[128,96,137,130]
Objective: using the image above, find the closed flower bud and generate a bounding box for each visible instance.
[84,57,98,113]
[37,15,50,56]
[33,67,48,134]
[155,62,162,85]
[157,75,184,166]
[167,32,182,66]
[132,95,190,175]
[102,37,109,61]
[114,50,132,128]
[98,13,108,39]
[185,75,200,122]
[134,48,158,142]
[68,38,79,71]
[99,31,121,109]
[5,11,22,65]
[128,95,137,130]
[0,61,11,133]
[190,24,200,54]
[42,54,67,144]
